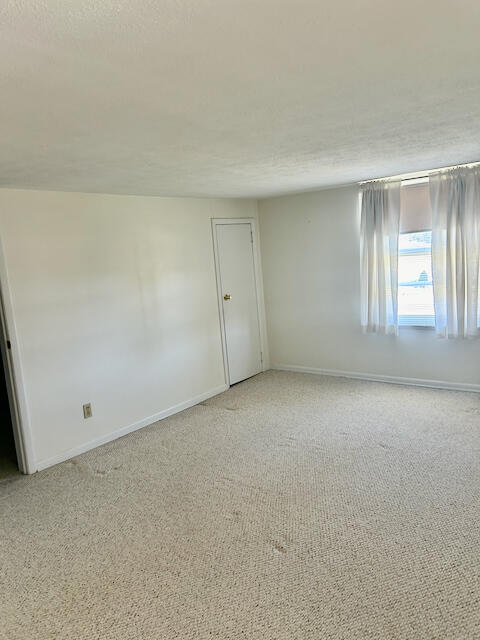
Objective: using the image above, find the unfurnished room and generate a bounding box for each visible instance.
[1,2,479,639]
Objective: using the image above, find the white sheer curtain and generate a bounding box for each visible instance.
[360,180,401,334]
[430,166,480,338]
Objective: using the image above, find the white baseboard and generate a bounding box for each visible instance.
[35,383,229,472]
[272,364,480,393]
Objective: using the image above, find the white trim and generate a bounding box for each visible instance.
[36,383,228,471]
[211,218,267,386]
[272,364,480,393]
[0,237,36,473]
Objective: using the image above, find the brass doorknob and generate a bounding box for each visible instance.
[223,294,232,300]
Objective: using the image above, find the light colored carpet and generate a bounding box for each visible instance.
[1,370,479,639]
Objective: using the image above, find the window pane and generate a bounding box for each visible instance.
[398,231,434,327]
[398,230,431,252]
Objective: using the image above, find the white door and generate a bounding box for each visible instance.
[216,223,262,384]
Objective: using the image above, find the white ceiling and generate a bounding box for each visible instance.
[2,1,480,198]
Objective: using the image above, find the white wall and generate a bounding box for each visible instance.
[259,186,480,388]
[0,189,259,470]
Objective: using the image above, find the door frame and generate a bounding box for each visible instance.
[0,238,36,474]
[211,218,267,387]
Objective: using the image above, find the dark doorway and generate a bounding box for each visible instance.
[0,355,17,475]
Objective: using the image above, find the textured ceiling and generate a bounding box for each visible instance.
[1,1,480,198]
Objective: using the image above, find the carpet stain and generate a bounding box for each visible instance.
[464,407,480,414]
[199,402,238,411]
[377,442,392,449]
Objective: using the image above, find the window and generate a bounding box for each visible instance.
[398,230,434,326]
[398,182,434,327]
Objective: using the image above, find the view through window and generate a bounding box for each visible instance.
[398,230,434,326]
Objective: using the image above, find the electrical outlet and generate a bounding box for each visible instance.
[83,403,92,419]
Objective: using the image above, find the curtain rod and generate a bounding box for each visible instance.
[359,160,480,185]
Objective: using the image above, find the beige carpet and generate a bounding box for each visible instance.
[1,371,479,639]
